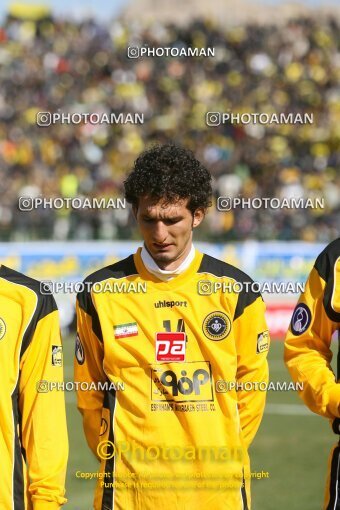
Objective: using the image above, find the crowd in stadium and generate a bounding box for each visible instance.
[0,14,339,242]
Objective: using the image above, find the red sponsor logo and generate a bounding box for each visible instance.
[155,332,186,362]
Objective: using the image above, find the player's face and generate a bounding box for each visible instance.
[134,196,204,269]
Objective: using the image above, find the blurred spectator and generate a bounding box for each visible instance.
[0,15,339,242]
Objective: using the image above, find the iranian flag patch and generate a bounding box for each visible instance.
[114,322,138,339]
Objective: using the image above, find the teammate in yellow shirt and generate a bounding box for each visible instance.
[284,237,340,509]
[0,266,68,510]
[75,144,269,510]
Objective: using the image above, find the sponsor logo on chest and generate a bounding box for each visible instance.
[155,332,186,362]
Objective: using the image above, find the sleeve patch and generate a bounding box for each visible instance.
[52,345,63,366]
[75,333,85,365]
[257,331,269,354]
[290,303,312,336]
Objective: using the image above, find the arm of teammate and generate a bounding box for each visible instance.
[284,263,339,418]
[75,285,106,459]
[233,291,269,449]
[19,295,68,510]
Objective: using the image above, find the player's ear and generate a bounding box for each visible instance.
[192,207,205,228]
[132,205,138,220]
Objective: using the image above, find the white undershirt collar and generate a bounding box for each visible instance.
[140,244,195,281]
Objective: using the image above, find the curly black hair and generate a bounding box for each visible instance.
[124,144,212,214]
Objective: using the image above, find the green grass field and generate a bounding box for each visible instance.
[63,338,336,510]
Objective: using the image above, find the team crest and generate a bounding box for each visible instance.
[202,311,231,341]
[0,318,6,340]
[291,303,311,335]
[75,333,85,365]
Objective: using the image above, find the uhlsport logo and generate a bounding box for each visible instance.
[202,311,231,341]
[154,300,187,308]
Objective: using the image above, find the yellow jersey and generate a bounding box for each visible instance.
[75,248,269,510]
[285,237,340,418]
[0,265,68,510]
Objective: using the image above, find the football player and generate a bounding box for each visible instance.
[0,266,68,509]
[75,144,269,510]
[285,237,340,509]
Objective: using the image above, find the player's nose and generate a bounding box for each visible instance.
[152,221,168,243]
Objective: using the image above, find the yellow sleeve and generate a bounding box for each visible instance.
[284,257,340,419]
[233,292,269,448]
[19,295,68,510]
[75,284,106,458]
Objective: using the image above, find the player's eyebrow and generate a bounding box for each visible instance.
[162,214,183,221]
[142,213,184,221]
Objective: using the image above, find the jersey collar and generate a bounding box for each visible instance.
[134,247,203,290]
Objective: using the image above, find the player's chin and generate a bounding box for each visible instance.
[153,252,175,263]
[152,248,178,263]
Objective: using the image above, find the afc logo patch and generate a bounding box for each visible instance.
[291,303,311,336]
